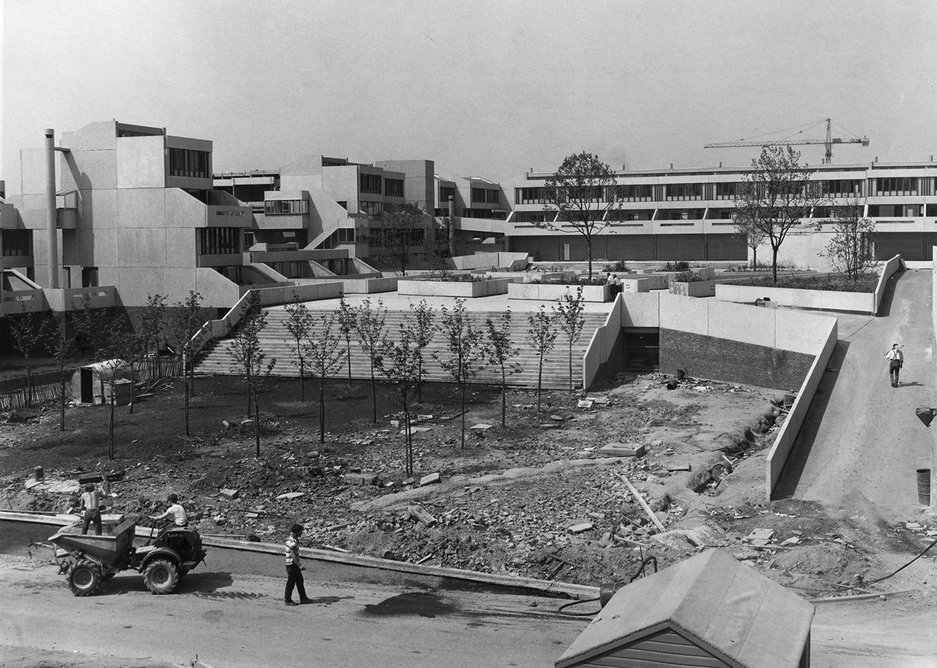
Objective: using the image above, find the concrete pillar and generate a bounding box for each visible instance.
[44,128,59,288]
[448,196,455,257]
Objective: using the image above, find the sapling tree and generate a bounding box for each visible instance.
[336,296,357,383]
[407,299,436,402]
[170,291,203,435]
[526,306,558,412]
[354,298,388,424]
[7,308,51,407]
[139,293,167,379]
[436,298,486,448]
[226,291,277,457]
[107,313,148,414]
[97,315,133,460]
[485,309,522,428]
[818,198,877,280]
[376,326,422,476]
[284,297,314,401]
[553,287,586,393]
[302,313,346,444]
[47,311,87,431]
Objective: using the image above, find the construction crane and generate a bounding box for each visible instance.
[704,118,869,164]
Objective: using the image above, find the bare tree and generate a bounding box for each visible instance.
[336,296,357,383]
[435,298,486,449]
[553,287,586,393]
[542,152,623,280]
[170,291,204,436]
[376,326,422,476]
[526,306,558,413]
[733,145,823,283]
[283,297,314,401]
[817,198,877,280]
[303,313,346,444]
[226,291,276,457]
[485,309,522,428]
[7,308,51,407]
[47,311,88,431]
[140,293,167,378]
[733,207,767,270]
[107,313,147,414]
[97,315,134,460]
[407,299,436,402]
[354,298,388,424]
[379,203,430,275]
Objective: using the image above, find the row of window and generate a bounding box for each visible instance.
[169,148,210,179]
[367,228,425,247]
[360,173,383,195]
[197,227,241,255]
[384,178,404,198]
[471,187,501,204]
[264,199,309,216]
[1,229,31,256]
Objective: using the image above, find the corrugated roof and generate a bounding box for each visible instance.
[555,549,814,668]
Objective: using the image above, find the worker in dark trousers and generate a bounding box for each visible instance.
[79,484,103,535]
[884,343,904,387]
[284,523,311,606]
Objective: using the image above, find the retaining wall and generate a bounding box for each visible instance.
[397,278,512,298]
[509,283,611,303]
[582,296,625,388]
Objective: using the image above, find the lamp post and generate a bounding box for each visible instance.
[914,407,937,509]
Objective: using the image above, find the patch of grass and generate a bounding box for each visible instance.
[726,272,878,293]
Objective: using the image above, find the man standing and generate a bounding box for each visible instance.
[284,523,311,606]
[884,343,904,387]
[79,483,103,535]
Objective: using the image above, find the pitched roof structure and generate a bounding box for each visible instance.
[556,549,814,668]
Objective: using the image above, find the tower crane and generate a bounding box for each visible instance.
[704,118,869,164]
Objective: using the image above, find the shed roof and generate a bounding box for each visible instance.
[556,549,814,668]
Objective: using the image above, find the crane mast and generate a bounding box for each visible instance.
[704,118,869,164]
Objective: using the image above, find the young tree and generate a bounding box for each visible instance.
[542,152,623,280]
[733,207,767,270]
[47,311,88,431]
[485,309,522,428]
[435,299,486,449]
[170,291,204,436]
[526,306,558,413]
[407,299,436,402]
[302,313,346,444]
[380,203,430,276]
[818,199,877,280]
[553,287,586,393]
[283,297,314,401]
[107,313,147,414]
[733,145,823,283]
[7,308,51,407]
[354,298,388,424]
[226,291,277,457]
[376,326,422,476]
[140,293,167,379]
[97,315,133,460]
[336,296,357,383]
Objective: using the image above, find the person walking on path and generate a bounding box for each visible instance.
[79,484,103,535]
[284,523,311,606]
[884,343,904,387]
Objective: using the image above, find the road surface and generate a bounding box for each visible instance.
[776,267,937,519]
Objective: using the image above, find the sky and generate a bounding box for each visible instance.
[3,0,937,197]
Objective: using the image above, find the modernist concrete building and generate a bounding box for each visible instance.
[507,161,937,269]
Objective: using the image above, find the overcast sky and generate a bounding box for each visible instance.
[3,0,936,196]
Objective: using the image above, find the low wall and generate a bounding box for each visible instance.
[509,283,611,303]
[397,278,512,298]
[343,277,399,294]
[764,315,838,499]
[715,282,875,314]
[872,255,904,314]
[582,295,624,388]
[451,252,529,271]
[669,280,715,297]
[620,278,650,293]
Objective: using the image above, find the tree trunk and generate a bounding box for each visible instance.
[500,366,507,428]
[752,248,757,271]
[586,236,594,281]
[537,353,544,413]
[59,376,66,432]
[184,378,190,436]
[369,363,377,424]
[771,246,779,284]
[253,388,261,458]
[346,339,353,383]
[417,357,423,403]
[568,342,573,394]
[108,390,115,460]
[460,384,466,449]
[128,364,136,415]
[299,358,306,402]
[25,364,33,407]
[246,367,253,417]
[403,385,412,476]
[318,378,326,444]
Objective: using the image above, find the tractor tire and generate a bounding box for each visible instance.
[143,558,179,595]
[68,561,102,597]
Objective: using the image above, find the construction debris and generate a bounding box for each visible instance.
[601,442,647,458]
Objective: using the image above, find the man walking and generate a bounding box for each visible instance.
[884,343,904,387]
[284,523,311,606]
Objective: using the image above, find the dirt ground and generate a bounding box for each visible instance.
[2,371,936,604]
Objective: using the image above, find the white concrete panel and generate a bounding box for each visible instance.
[166,189,206,227]
[16,195,48,230]
[62,121,118,150]
[117,227,165,266]
[94,228,119,267]
[62,149,117,191]
[164,267,200,304]
[775,309,837,354]
[708,300,776,348]
[166,227,197,268]
[117,189,167,229]
[195,267,240,308]
[621,293,660,327]
[83,188,118,230]
[19,149,47,196]
[116,267,167,307]
[659,293,708,335]
[117,135,166,189]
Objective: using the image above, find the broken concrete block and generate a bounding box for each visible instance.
[343,472,378,486]
[408,505,437,526]
[905,522,924,531]
[419,472,440,487]
[549,414,565,422]
[276,491,305,501]
[567,522,594,534]
[600,442,647,458]
[470,423,493,432]
[745,528,775,546]
[24,478,43,490]
[577,399,594,409]
[219,488,240,500]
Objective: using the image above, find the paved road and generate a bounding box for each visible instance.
[776,268,936,518]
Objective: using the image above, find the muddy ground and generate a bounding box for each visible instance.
[1,371,934,599]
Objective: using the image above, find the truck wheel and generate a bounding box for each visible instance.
[68,561,102,597]
[143,558,179,595]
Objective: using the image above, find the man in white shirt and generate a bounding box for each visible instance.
[884,343,904,388]
[151,493,188,527]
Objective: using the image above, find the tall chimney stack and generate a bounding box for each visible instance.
[44,128,59,288]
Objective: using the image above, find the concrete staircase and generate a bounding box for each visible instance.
[195,307,610,390]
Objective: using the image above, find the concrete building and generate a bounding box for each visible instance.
[508,161,937,269]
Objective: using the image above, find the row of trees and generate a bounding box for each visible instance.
[540,147,876,285]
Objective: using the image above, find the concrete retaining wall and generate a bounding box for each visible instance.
[509,283,611,303]
[397,278,512,298]
[669,280,715,297]
[582,296,624,388]
[452,252,529,271]
[873,255,904,314]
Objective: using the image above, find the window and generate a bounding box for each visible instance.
[439,186,456,204]
[620,184,652,202]
[486,189,500,204]
[319,228,356,249]
[384,178,404,198]
[714,182,738,200]
[515,187,545,204]
[360,173,382,194]
[360,201,383,217]
[665,183,703,201]
[471,187,487,204]
[821,179,862,198]
[874,177,917,196]
[1,229,31,256]
[264,199,309,215]
[197,227,241,255]
[168,148,210,178]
